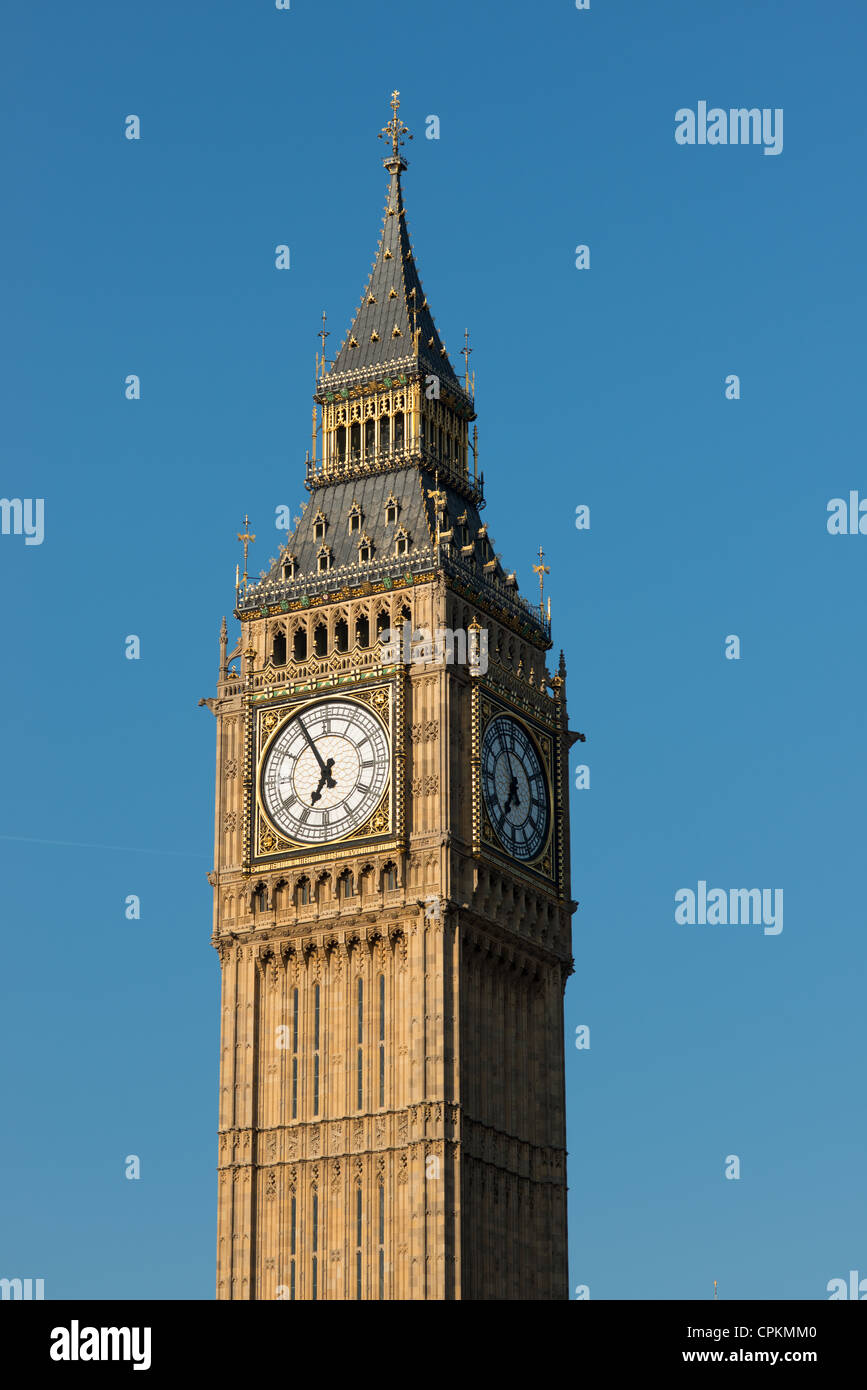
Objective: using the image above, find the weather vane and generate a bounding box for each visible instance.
[379,90,412,159]
[237,513,256,590]
[532,545,550,620]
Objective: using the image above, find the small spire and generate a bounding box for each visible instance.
[378,90,412,171]
[219,616,228,679]
[318,311,329,379]
[532,545,550,621]
[462,329,473,393]
[237,514,256,591]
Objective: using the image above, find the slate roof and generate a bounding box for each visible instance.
[236,140,551,647]
[240,465,550,646]
[322,162,465,398]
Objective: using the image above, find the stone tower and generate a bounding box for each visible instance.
[205,93,579,1301]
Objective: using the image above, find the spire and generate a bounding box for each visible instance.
[321,92,464,396]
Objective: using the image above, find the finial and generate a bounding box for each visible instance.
[462,329,473,393]
[219,616,228,679]
[409,286,419,343]
[379,90,412,169]
[427,467,446,553]
[237,514,256,591]
[318,311,330,379]
[532,545,550,621]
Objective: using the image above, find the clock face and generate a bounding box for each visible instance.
[481,714,550,862]
[260,698,390,845]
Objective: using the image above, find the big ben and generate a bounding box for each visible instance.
[205,93,580,1300]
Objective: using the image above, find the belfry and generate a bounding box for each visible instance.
[206,93,579,1300]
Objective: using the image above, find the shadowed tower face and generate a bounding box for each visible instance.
[207,93,578,1301]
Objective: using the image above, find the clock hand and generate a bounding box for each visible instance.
[297,717,338,802]
[311,758,337,805]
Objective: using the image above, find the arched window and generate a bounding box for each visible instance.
[365,418,376,456]
[314,623,328,657]
[293,628,308,661]
[380,415,390,452]
[378,972,386,1109]
[376,610,390,639]
[313,986,321,1118]
[274,879,289,909]
[336,870,353,899]
[393,412,404,449]
[356,976,364,1110]
[350,422,361,459]
[290,988,299,1122]
[356,615,370,648]
[378,1183,385,1300]
[335,619,349,653]
[312,1189,319,1300]
[251,883,267,914]
[271,631,287,666]
[336,425,346,462]
[382,863,398,892]
[355,1187,363,1301]
[295,877,310,907]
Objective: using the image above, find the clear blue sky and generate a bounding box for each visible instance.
[1,0,864,1300]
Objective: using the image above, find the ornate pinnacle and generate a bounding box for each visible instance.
[237,514,256,590]
[532,545,550,620]
[378,90,412,168]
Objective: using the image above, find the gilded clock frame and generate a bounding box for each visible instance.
[244,678,405,869]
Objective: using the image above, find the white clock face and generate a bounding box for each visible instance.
[260,698,390,845]
[481,714,549,862]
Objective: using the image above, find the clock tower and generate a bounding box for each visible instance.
[205,94,579,1300]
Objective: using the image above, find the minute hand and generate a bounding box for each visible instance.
[298,718,337,792]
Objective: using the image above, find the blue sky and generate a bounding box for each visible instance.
[1,0,864,1299]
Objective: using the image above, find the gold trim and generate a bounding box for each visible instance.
[253,689,395,856]
[476,695,555,875]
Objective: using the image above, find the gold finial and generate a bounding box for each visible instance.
[461,328,473,393]
[532,545,549,620]
[427,467,446,550]
[409,286,419,343]
[237,514,256,590]
[713,1280,718,1301]
[318,311,329,379]
[379,90,412,162]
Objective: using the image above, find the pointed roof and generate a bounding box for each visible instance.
[320,94,465,399]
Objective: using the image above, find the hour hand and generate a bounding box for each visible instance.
[311,758,337,804]
[503,775,520,814]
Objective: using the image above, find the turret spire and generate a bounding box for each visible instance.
[321,93,464,394]
[378,89,412,170]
